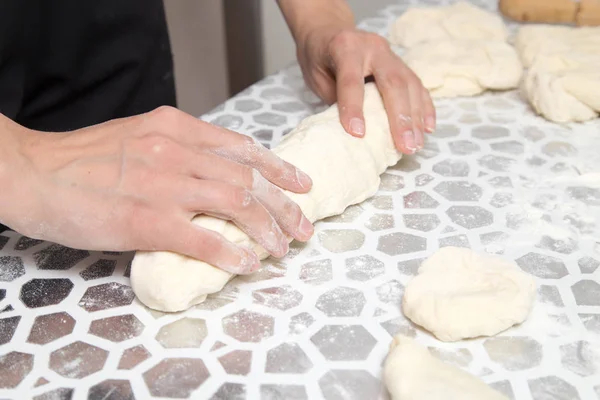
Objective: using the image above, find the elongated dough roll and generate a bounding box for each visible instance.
[130,83,401,312]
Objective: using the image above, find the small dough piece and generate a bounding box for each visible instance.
[384,335,508,400]
[515,25,600,67]
[522,51,600,122]
[130,83,401,312]
[389,2,508,48]
[403,40,522,98]
[402,247,536,342]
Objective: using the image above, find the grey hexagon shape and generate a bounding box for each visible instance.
[311,325,376,361]
[434,124,460,138]
[538,285,564,307]
[376,280,404,305]
[143,358,209,398]
[432,159,470,177]
[560,341,597,377]
[88,380,133,400]
[316,287,366,317]
[253,285,303,311]
[210,115,243,130]
[89,314,144,343]
[537,236,578,254]
[253,112,287,127]
[571,280,600,306]
[234,99,262,112]
[318,229,365,253]
[345,255,385,281]
[223,310,274,343]
[578,257,599,274]
[319,370,381,400]
[542,141,576,157]
[403,214,440,232]
[472,125,510,139]
[404,191,439,209]
[484,337,542,371]
[365,214,395,231]
[516,253,568,279]
[377,232,426,256]
[478,154,514,172]
[491,141,524,154]
[266,342,313,373]
[49,341,108,379]
[528,376,580,400]
[0,352,33,389]
[446,206,493,229]
[434,181,482,202]
[155,318,208,348]
[448,140,480,155]
[0,256,24,282]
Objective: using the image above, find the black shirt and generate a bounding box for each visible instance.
[0,0,177,233]
[0,0,176,132]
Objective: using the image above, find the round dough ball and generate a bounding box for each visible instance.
[403,40,522,98]
[402,247,536,342]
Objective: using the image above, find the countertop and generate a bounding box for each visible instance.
[1,0,599,399]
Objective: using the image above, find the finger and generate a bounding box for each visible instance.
[407,76,425,150]
[180,179,289,258]
[209,138,313,195]
[331,49,366,137]
[373,64,417,154]
[180,150,314,242]
[421,87,436,134]
[164,218,262,275]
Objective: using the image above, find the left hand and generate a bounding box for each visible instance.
[296,27,436,154]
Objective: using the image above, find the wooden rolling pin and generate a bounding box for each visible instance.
[499,0,600,26]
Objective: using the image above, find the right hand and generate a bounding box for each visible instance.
[0,107,314,274]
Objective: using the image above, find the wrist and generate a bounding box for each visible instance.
[0,115,42,229]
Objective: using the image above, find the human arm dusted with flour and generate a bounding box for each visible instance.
[277,0,437,154]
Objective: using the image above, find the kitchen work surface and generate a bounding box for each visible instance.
[1,1,600,399]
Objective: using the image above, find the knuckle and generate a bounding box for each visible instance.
[151,105,181,122]
[331,29,358,50]
[230,187,253,210]
[367,33,390,52]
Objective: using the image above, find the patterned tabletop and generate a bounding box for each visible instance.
[1,1,600,399]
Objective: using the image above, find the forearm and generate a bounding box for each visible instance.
[276,0,355,43]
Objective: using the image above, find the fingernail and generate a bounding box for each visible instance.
[298,215,314,239]
[349,118,365,137]
[425,116,435,133]
[296,169,313,190]
[403,130,416,154]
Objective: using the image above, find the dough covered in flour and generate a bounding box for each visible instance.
[384,335,508,400]
[130,83,401,312]
[403,40,522,98]
[515,25,600,122]
[388,2,508,48]
[402,247,536,342]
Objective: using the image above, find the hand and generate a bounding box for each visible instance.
[296,27,436,154]
[0,108,314,274]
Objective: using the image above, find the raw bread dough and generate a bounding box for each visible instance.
[403,40,523,98]
[130,83,401,312]
[384,335,508,400]
[522,51,600,122]
[515,25,600,122]
[515,25,600,67]
[388,2,508,48]
[402,247,536,342]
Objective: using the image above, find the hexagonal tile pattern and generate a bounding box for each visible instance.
[266,342,313,373]
[289,312,315,335]
[0,256,24,282]
[88,379,134,400]
[0,316,20,346]
[28,312,75,345]
[299,259,332,285]
[78,282,135,312]
[446,206,493,229]
[33,388,73,400]
[218,350,252,376]
[560,341,598,377]
[365,214,395,231]
[319,370,381,400]
[211,383,246,399]
[311,325,376,361]
[89,314,144,342]
[261,384,307,400]
[49,341,108,378]
[143,358,209,398]
[253,285,303,311]
[345,255,384,281]
[33,244,89,270]
[316,287,366,317]
[376,280,404,305]
[318,229,365,253]
[516,253,568,279]
[403,214,440,232]
[0,352,33,389]
[578,256,600,273]
[404,191,439,208]
[377,232,426,256]
[434,181,482,201]
[80,259,117,281]
[20,279,73,308]
[483,337,542,371]
[571,281,600,306]
[223,310,274,343]
[156,318,208,348]
[528,376,580,400]
[118,345,151,370]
